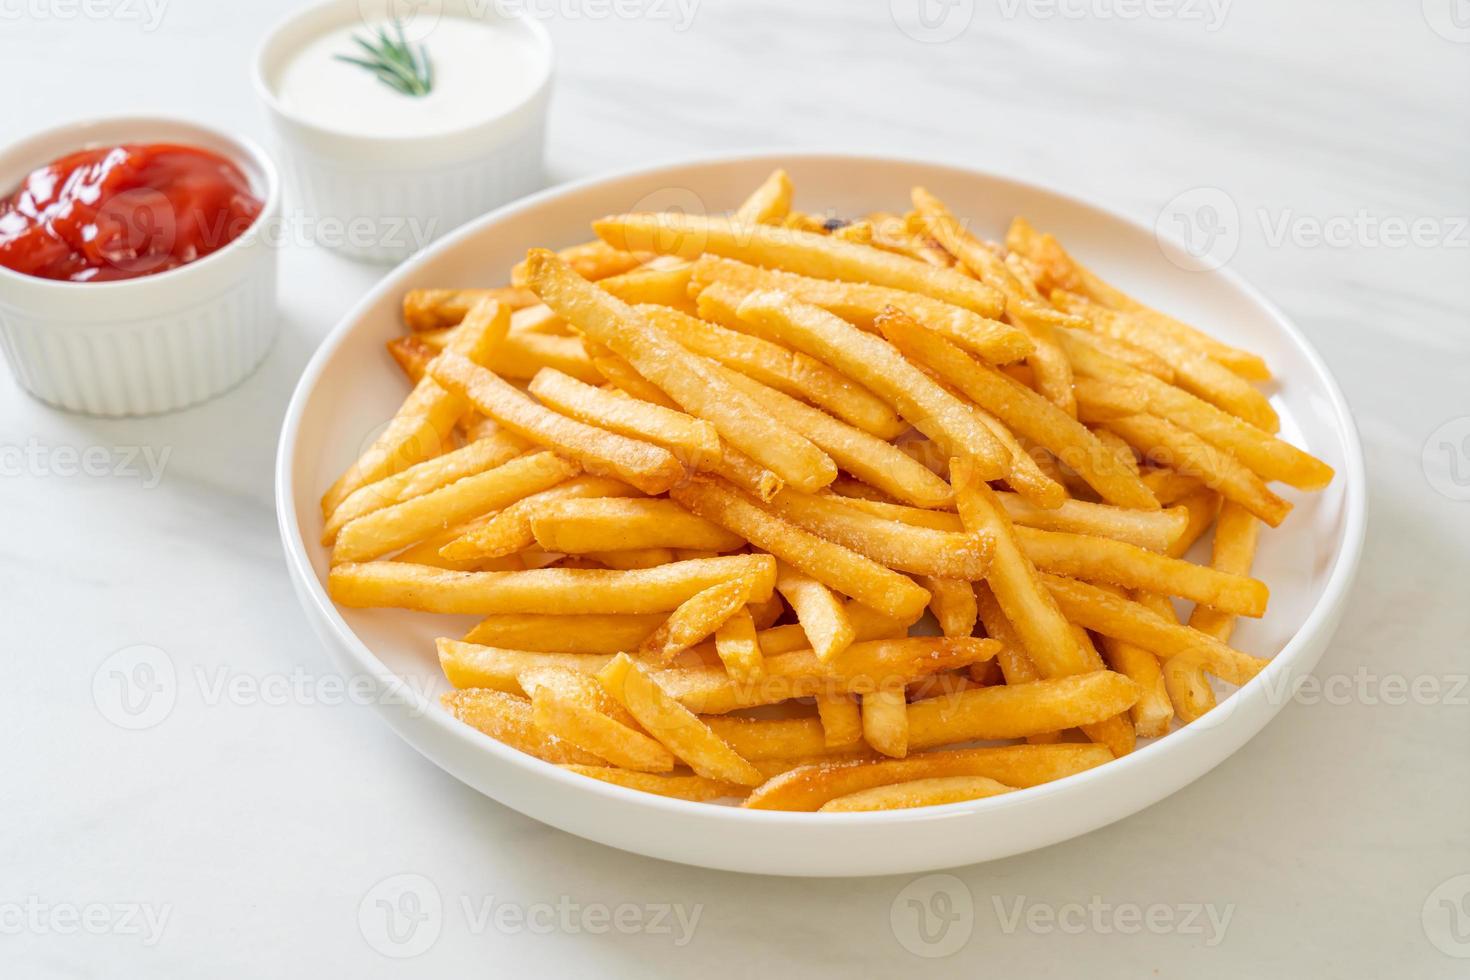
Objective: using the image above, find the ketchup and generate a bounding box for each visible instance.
[0,143,264,283]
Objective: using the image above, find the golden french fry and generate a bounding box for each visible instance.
[527,367,722,471]
[333,452,580,564]
[526,249,837,492]
[973,409,1069,509]
[530,497,744,554]
[597,653,763,785]
[512,238,648,285]
[776,562,857,661]
[464,612,665,652]
[639,574,756,660]
[331,553,776,615]
[711,364,953,508]
[524,668,677,772]
[819,775,1015,812]
[1163,643,1268,724]
[713,607,765,683]
[595,211,1007,317]
[688,254,1032,363]
[429,350,685,494]
[908,671,1140,750]
[636,304,905,439]
[1189,501,1261,640]
[815,693,864,748]
[702,715,830,760]
[387,334,440,383]
[598,260,697,314]
[669,477,932,621]
[560,765,746,802]
[584,548,678,569]
[442,688,603,765]
[878,307,1158,510]
[323,298,509,518]
[402,287,540,330]
[862,687,910,758]
[744,743,1112,811]
[439,476,639,560]
[730,291,1011,476]
[322,431,530,543]
[921,577,978,638]
[734,167,794,225]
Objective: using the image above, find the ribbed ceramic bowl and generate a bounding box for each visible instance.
[0,116,279,417]
[276,153,1366,877]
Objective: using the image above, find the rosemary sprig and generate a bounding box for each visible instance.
[334,19,433,97]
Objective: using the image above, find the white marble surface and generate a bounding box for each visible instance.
[2,1,1468,975]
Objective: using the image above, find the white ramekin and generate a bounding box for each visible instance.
[0,117,280,417]
[252,0,554,264]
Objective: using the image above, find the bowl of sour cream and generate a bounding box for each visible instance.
[253,0,553,263]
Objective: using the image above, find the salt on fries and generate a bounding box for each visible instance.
[319,171,1334,813]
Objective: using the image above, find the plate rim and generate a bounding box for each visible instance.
[274,150,1368,831]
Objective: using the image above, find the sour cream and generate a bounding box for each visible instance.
[275,16,549,139]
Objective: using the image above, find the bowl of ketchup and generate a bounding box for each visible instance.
[0,117,280,416]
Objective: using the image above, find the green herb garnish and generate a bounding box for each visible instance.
[334,19,433,97]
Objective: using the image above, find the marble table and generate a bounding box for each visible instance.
[2,1,1466,975]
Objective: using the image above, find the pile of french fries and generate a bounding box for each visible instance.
[320,169,1335,813]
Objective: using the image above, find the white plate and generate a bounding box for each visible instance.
[275,153,1367,877]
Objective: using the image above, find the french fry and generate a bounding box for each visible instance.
[1061,331,1332,490]
[332,452,579,564]
[776,563,857,661]
[1163,643,1268,724]
[386,335,437,382]
[819,775,1015,812]
[322,431,529,543]
[526,249,837,492]
[1013,526,1268,616]
[512,238,648,285]
[530,497,745,554]
[527,367,722,471]
[713,607,765,682]
[560,765,746,802]
[322,298,509,518]
[877,307,1158,510]
[688,254,1032,363]
[815,694,864,748]
[597,654,763,785]
[524,668,677,772]
[331,553,776,615]
[731,291,1011,476]
[403,287,540,330]
[1188,501,1261,641]
[639,574,756,660]
[744,743,1113,811]
[669,477,932,621]
[595,211,1007,318]
[427,350,685,494]
[703,715,831,760]
[465,613,665,653]
[733,167,794,225]
[762,486,993,580]
[908,671,1139,750]
[711,364,953,508]
[1088,410,1291,526]
[442,689,604,765]
[922,577,979,638]
[973,582,1058,744]
[636,303,905,439]
[583,339,681,409]
[439,476,639,560]
[585,548,678,569]
[862,687,910,758]
[974,409,1069,509]
[598,260,698,314]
